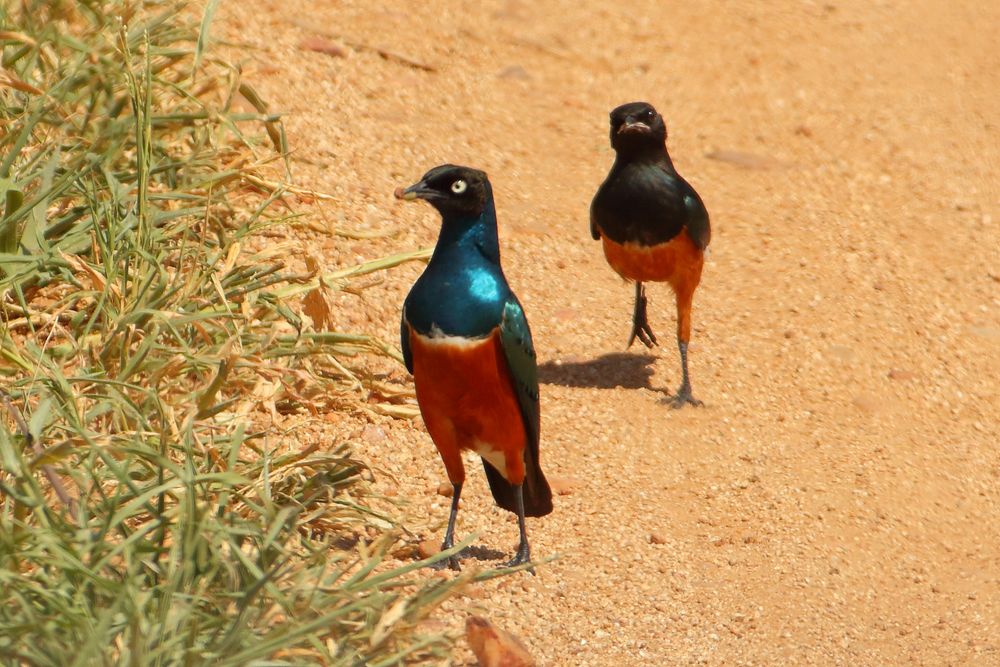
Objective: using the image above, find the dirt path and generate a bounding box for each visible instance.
[220,1,998,663]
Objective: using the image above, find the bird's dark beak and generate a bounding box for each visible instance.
[394,181,432,201]
[618,121,652,135]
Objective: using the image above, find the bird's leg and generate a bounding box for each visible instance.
[669,288,703,408]
[671,340,703,408]
[627,282,658,349]
[504,484,534,573]
[431,482,463,571]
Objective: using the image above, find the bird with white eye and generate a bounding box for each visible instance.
[394,163,552,571]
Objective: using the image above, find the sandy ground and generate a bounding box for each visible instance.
[218,1,999,664]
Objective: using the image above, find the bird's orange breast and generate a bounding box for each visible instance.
[409,328,527,483]
[600,230,704,289]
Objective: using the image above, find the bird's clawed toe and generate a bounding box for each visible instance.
[503,543,534,573]
[627,321,658,349]
[627,283,659,349]
[429,535,463,571]
[429,554,463,572]
[666,385,703,409]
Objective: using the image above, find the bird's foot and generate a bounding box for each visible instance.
[666,384,703,409]
[430,555,462,572]
[627,284,658,349]
[429,540,463,571]
[503,543,535,574]
[627,320,658,349]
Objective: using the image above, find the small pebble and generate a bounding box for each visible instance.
[549,476,583,496]
[498,65,531,80]
[418,540,441,559]
[851,395,879,413]
[299,37,347,58]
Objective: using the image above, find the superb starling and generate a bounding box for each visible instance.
[396,164,552,569]
[590,101,711,407]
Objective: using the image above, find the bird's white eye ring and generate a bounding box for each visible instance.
[451,179,467,194]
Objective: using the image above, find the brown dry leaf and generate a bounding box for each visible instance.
[0,31,38,46]
[466,616,536,667]
[59,251,116,298]
[221,241,242,275]
[301,254,334,330]
[370,597,409,648]
[0,68,43,95]
[303,254,321,275]
[302,287,334,331]
[371,403,420,419]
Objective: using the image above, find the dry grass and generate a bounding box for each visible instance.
[0,1,490,663]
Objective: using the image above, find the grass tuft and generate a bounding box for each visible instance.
[0,1,470,663]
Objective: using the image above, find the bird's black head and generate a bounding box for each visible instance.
[609,101,667,154]
[394,164,490,218]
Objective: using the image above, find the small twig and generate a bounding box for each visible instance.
[0,390,76,515]
[242,173,337,201]
[2,311,79,330]
[0,69,44,95]
[507,34,575,61]
[1,391,30,438]
[288,19,437,72]
[0,30,39,47]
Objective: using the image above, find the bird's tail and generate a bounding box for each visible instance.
[482,446,553,517]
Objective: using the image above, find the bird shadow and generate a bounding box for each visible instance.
[455,544,508,562]
[537,352,663,391]
[422,544,509,569]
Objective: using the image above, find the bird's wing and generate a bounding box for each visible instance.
[498,299,540,453]
[681,183,711,250]
[589,180,606,240]
[400,307,413,373]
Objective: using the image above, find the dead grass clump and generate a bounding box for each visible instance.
[0,1,477,663]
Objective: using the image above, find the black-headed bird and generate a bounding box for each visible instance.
[396,164,552,570]
[590,101,711,407]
